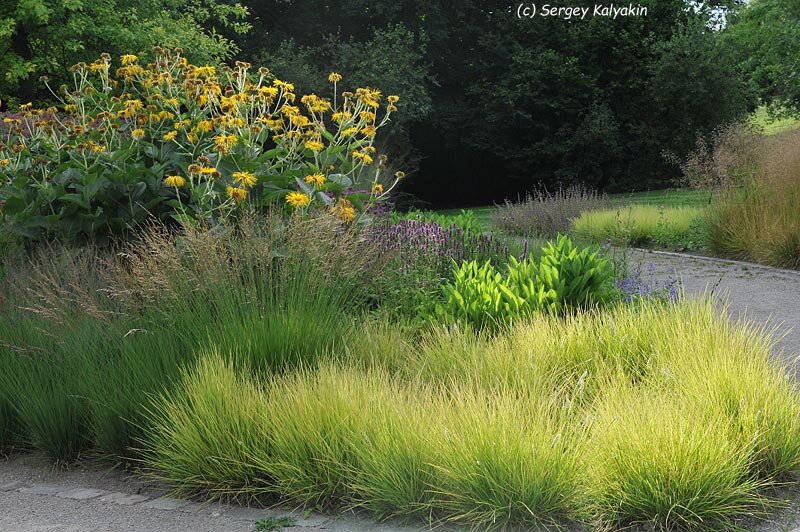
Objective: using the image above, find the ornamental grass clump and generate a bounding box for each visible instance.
[493,184,608,237]
[0,50,402,241]
[140,299,800,530]
[585,388,765,531]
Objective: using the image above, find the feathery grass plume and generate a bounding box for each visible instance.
[493,184,608,237]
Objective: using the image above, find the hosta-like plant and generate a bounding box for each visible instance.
[0,49,402,241]
[537,235,614,311]
[434,236,614,330]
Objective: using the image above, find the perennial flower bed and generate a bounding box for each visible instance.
[0,50,401,240]
[0,50,799,532]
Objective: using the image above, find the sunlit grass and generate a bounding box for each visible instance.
[571,204,704,249]
[142,300,800,530]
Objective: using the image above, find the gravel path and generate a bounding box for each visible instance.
[1,251,799,532]
[626,249,800,375]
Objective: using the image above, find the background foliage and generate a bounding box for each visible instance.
[1,0,791,208]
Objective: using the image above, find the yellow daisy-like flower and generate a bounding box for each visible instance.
[213,133,238,153]
[285,191,311,208]
[273,79,295,92]
[131,128,145,139]
[195,120,214,133]
[372,183,384,195]
[226,186,248,203]
[387,95,400,104]
[352,151,374,165]
[395,171,406,179]
[304,140,324,152]
[328,72,342,83]
[332,198,356,222]
[163,131,177,141]
[304,173,326,187]
[120,54,138,66]
[233,171,257,188]
[164,175,186,188]
[0,159,10,167]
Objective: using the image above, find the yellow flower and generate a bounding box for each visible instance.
[304,140,324,152]
[124,99,143,110]
[131,128,145,139]
[352,151,373,165]
[226,186,248,203]
[332,111,352,124]
[233,171,257,188]
[387,95,400,104]
[304,173,326,187]
[372,183,384,195]
[164,175,186,188]
[285,191,311,208]
[198,166,219,176]
[332,198,356,222]
[163,131,177,141]
[361,125,377,138]
[395,170,406,179]
[0,159,9,167]
[273,79,295,92]
[341,127,358,137]
[213,133,238,153]
[290,115,311,127]
[328,72,342,83]
[195,120,214,133]
[120,54,138,66]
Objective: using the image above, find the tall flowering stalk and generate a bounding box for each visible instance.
[0,49,402,240]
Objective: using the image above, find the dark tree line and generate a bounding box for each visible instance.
[3,0,788,206]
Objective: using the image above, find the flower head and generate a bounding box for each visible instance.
[328,72,342,83]
[120,54,138,66]
[226,185,248,203]
[285,191,311,208]
[372,183,384,195]
[232,171,257,188]
[164,175,186,188]
[213,133,238,154]
[304,173,326,187]
[304,140,324,152]
[131,128,145,139]
[163,131,177,141]
[332,198,356,222]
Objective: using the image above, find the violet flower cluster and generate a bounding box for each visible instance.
[616,264,680,303]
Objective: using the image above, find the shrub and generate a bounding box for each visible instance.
[535,235,614,310]
[571,205,704,250]
[0,50,401,241]
[493,184,608,237]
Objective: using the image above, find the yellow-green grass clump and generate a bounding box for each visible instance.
[571,204,703,248]
[143,300,800,530]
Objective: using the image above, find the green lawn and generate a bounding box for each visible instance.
[607,188,710,207]
[436,188,709,231]
[751,106,800,136]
